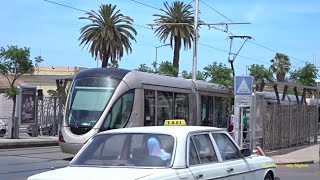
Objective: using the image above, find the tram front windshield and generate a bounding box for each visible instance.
[67,77,120,134]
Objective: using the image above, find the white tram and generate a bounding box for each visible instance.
[59,68,230,154]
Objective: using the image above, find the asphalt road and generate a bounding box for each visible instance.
[0,146,72,180]
[277,163,320,180]
[0,146,319,180]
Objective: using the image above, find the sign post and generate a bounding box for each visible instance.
[233,76,253,148]
[19,86,37,127]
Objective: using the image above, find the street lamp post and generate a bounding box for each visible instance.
[155,44,170,62]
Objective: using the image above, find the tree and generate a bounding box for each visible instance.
[153,1,194,77]
[158,61,178,77]
[203,62,234,90]
[249,64,274,91]
[290,62,318,87]
[79,4,137,67]
[181,70,205,80]
[135,64,155,73]
[136,61,178,77]
[270,53,291,82]
[204,62,234,117]
[0,45,43,138]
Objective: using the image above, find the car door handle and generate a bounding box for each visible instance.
[227,168,234,173]
[195,174,203,179]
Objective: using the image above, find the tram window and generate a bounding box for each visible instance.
[157,91,173,126]
[201,96,214,126]
[144,90,155,126]
[174,93,189,123]
[101,90,134,130]
[215,97,227,128]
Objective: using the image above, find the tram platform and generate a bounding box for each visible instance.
[269,144,319,165]
[0,133,58,149]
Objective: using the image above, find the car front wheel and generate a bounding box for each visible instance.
[264,173,273,180]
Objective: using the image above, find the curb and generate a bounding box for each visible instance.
[274,160,315,165]
[0,140,59,149]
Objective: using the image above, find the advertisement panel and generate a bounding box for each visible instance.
[20,87,37,125]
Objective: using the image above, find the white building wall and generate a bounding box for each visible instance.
[0,94,13,124]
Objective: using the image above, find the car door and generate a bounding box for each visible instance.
[211,132,255,180]
[187,133,229,180]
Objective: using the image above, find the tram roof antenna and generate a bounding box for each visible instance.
[227,36,253,77]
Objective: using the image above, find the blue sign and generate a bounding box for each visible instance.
[235,76,253,95]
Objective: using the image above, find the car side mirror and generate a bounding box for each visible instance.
[241,148,251,157]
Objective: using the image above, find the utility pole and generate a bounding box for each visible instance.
[147,3,250,80]
[313,53,317,67]
[192,0,199,81]
[228,36,252,77]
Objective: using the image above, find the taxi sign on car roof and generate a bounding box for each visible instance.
[164,119,186,126]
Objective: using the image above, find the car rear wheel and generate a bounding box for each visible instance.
[264,173,273,180]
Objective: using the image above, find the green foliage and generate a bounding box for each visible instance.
[0,45,41,138]
[47,83,72,105]
[270,53,291,82]
[34,56,44,65]
[290,62,318,87]
[135,64,155,73]
[79,4,137,67]
[249,64,274,91]
[203,62,234,90]
[135,61,177,77]
[158,61,178,77]
[181,70,205,80]
[153,1,194,76]
[107,60,119,68]
[0,45,42,97]
[4,86,19,100]
[0,46,34,76]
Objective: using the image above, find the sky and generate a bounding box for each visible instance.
[1,0,320,76]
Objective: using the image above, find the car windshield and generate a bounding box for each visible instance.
[66,77,120,134]
[71,133,175,168]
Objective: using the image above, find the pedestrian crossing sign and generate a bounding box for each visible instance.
[235,76,253,95]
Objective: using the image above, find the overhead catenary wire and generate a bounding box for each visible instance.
[43,0,88,13]
[199,0,311,64]
[199,0,233,22]
[130,0,161,11]
[198,43,271,65]
[42,0,152,29]
[43,0,308,67]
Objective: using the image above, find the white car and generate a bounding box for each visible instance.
[28,126,278,180]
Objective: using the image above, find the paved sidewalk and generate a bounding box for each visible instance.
[0,134,58,149]
[270,144,319,164]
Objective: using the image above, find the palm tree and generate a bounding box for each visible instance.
[270,53,291,82]
[79,4,137,67]
[153,1,194,77]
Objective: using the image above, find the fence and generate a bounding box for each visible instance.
[263,104,318,150]
[37,96,64,136]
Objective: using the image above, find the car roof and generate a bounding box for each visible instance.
[98,126,225,137]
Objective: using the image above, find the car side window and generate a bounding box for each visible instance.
[211,133,241,161]
[189,139,200,165]
[189,134,218,165]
